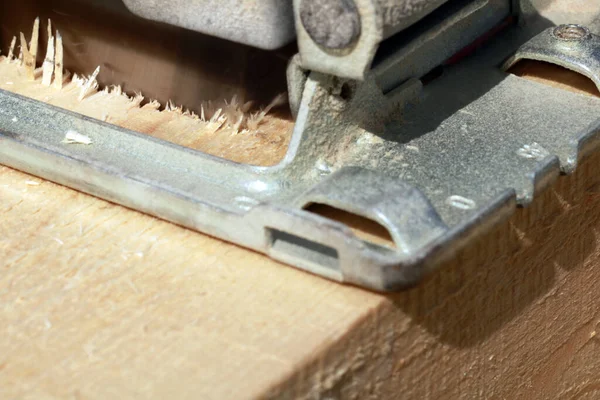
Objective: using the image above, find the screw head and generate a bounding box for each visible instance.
[300,0,361,50]
[552,24,591,41]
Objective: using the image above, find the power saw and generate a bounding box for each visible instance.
[1,0,599,291]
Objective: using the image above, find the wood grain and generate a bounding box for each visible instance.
[510,60,600,98]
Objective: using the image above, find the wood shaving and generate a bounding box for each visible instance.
[63,130,93,145]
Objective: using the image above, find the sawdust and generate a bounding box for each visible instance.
[0,19,294,166]
[63,130,93,145]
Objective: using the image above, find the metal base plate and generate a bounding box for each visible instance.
[2,16,600,291]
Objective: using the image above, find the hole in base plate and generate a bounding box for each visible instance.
[269,229,340,272]
[508,60,600,98]
[304,203,397,249]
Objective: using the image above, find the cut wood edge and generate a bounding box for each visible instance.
[0,18,294,167]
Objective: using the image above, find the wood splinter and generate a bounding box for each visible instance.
[78,66,100,101]
[22,18,65,88]
[6,36,16,62]
[19,33,35,80]
[30,17,40,62]
[54,32,64,89]
[42,35,55,86]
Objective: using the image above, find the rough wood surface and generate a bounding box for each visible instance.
[0,57,293,166]
[2,21,600,400]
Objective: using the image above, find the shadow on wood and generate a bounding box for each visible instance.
[390,148,600,347]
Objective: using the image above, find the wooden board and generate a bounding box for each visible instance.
[3,129,600,400]
[2,23,600,399]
